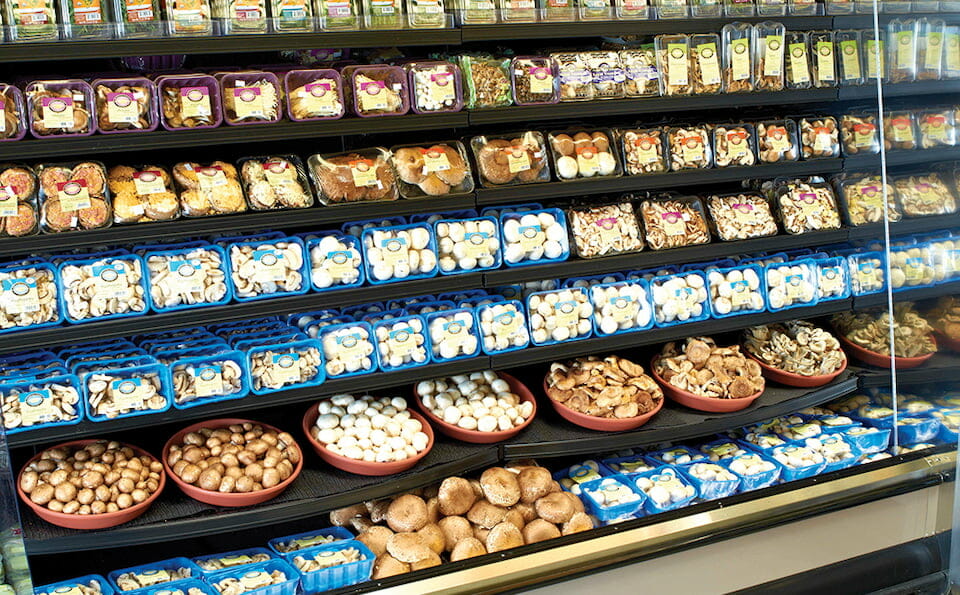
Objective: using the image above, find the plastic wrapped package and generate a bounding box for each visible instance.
[620,128,667,175]
[406,61,462,114]
[568,202,643,258]
[25,80,95,138]
[361,222,438,284]
[707,264,765,317]
[539,0,575,21]
[667,125,711,171]
[785,31,812,89]
[836,174,899,225]
[406,0,445,29]
[307,233,363,291]
[498,0,536,22]
[342,65,409,117]
[92,77,158,134]
[691,34,723,95]
[621,47,659,97]
[238,155,313,211]
[226,237,308,302]
[317,321,376,378]
[144,245,231,312]
[245,339,324,394]
[837,30,864,85]
[0,373,82,434]
[372,314,429,371]
[460,0,496,23]
[722,23,755,92]
[639,196,710,250]
[691,0,721,16]
[284,69,344,121]
[425,308,480,361]
[753,22,786,92]
[617,0,651,19]
[864,30,887,84]
[888,243,936,290]
[756,119,799,163]
[526,287,592,345]
[706,192,778,241]
[470,131,549,187]
[57,254,147,323]
[656,35,692,97]
[808,31,837,88]
[888,19,918,84]
[156,75,221,131]
[711,123,756,168]
[0,262,61,333]
[814,256,849,301]
[60,0,113,38]
[499,208,568,267]
[549,129,619,181]
[775,180,842,234]
[511,56,559,105]
[765,259,818,311]
[433,216,501,274]
[165,349,247,409]
[0,164,39,237]
[798,116,840,160]
[580,0,613,19]
[164,0,213,35]
[81,359,172,421]
[172,161,247,217]
[0,85,27,142]
[553,52,594,102]
[944,26,960,80]
[756,0,784,15]
[316,0,359,29]
[723,0,753,17]
[918,109,955,149]
[390,141,472,198]
[108,164,179,224]
[211,0,267,33]
[893,173,958,217]
[656,0,688,17]
[588,279,653,336]
[271,0,314,31]
[584,51,626,100]
[650,271,710,326]
[37,161,112,233]
[458,55,512,109]
[219,71,282,125]
[883,111,918,151]
[308,148,398,205]
[6,0,58,40]
[840,112,879,155]
[917,18,945,81]
[847,252,885,295]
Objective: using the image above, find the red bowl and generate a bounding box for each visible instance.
[935,331,960,353]
[163,418,303,508]
[18,439,166,530]
[837,334,936,369]
[650,357,762,413]
[414,372,537,444]
[302,406,434,476]
[745,350,848,388]
[542,377,664,431]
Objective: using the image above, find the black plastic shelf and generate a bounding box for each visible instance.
[857,352,960,388]
[846,214,960,241]
[475,160,845,204]
[0,29,462,62]
[854,282,959,309]
[844,146,960,170]
[838,79,960,101]
[502,374,860,458]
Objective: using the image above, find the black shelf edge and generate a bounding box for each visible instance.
[467,88,837,125]
[838,80,960,101]
[0,29,461,63]
[7,359,490,449]
[476,160,844,204]
[502,376,860,458]
[460,15,833,41]
[834,12,960,29]
[844,146,960,170]
[0,274,484,355]
[0,113,470,159]
[856,352,960,388]
[846,214,960,241]
[0,195,477,259]
[854,281,960,309]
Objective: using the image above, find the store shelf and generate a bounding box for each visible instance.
[0,28,461,63]
[0,112,469,160]
[844,146,960,170]
[475,160,844,205]
[846,213,960,240]
[854,282,959,309]
[838,79,960,101]
[501,373,860,458]
[857,351,960,388]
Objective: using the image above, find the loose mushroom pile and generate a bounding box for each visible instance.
[742,321,847,377]
[831,304,936,357]
[545,355,663,419]
[328,463,594,579]
[654,337,765,399]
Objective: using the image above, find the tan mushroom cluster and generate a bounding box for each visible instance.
[832,304,936,357]
[654,337,765,399]
[545,355,663,419]
[329,463,594,579]
[742,321,846,377]
[926,296,960,340]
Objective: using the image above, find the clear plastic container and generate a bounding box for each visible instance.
[108,164,179,224]
[315,0,359,28]
[785,31,812,89]
[580,0,613,19]
[361,222,439,284]
[213,0,267,33]
[667,125,711,171]
[917,18,945,82]
[584,51,626,100]
[172,161,247,217]
[406,60,462,114]
[24,80,95,138]
[92,77,158,134]
[363,0,405,27]
[621,47,659,97]
[723,0,753,16]
[650,271,710,326]
[58,255,147,323]
[883,110,918,151]
[390,141,474,198]
[809,31,837,88]
[458,55,512,109]
[460,0,497,22]
[836,174,899,226]
[707,264,766,317]
[219,71,283,125]
[164,0,213,35]
[620,127,667,175]
[567,202,643,258]
[616,0,650,18]
[0,85,28,142]
[0,164,39,236]
[60,0,113,38]
[226,236,309,301]
[864,29,887,84]
[156,74,222,130]
[511,56,559,105]
[548,129,620,181]
[6,0,58,40]
[690,0,721,15]
[406,0,445,28]
[638,196,710,250]
[787,0,816,14]
[945,26,960,80]
[272,0,315,31]
[888,19,918,84]
[712,123,756,168]
[825,0,852,13]
[756,0,784,14]
[691,34,723,94]
[775,180,842,234]
[343,65,409,117]
[537,0,574,19]
[284,69,344,121]
[893,173,958,217]
[308,147,398,205]
[656,34,693,97]
[798,116,839,160]
[918,109,955,148]
[756,119,799,163]
[722,23,754,92]
[656,0,688,17]
[706,192,778,241]
[37,161,112,233]
[553,52,594,102]
[837,30,864,86]
[470,131,550,187]
[753,22,786,92]
[238,155,314,211]
[840,111,879,155]
[499,208,569,267]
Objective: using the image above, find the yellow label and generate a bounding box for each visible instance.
[819,266,844,294]
[335,332,368,365]
[463,232,491,259]
[726,130,749,159]
[167,259,206,294]
[857,262,878,288]
[314,550,350,568]
[680,135,704,163]
[595,217,620,245]
[576,146,600,175]
[697,43,721,86]
[947,34,960,72]
[438,320,471,351]
[239,571,272,591]
[866,39,884,78]
[192,364,225,397]
[766,126,791,152]
[789,43,810,83]
[301,82,339,116]
[925,32,943,71]
[93,263,129,299]
[840,40,861,80]
[57,180,92,212]
[219,555,253,567]
[106,92,139,124]
[896,31,915,70]
[890,117,914,142]
[324,250,356,279]
[18,390,57,425]
[731,202,757,224]
[420,148,450,173]
[517,225,544,251]
[816,41,835,82]
[379,237,408,267]
[42,97,74,129]
[729,280,753,307]
[492,310,522,336]
[784,274,805,299]
[263,159,293,187]
[813,127,833,152]
[232,86,265,119]
[731,38,751,81]
[609,295,636,323]
[853,123,876,148]
[349,159,379,187]
[290,535,330,550]
[553,299,580,328]
[528,67,554,95]
[358,80,389,111]
[904,257,924,281]
[197,166,228,191]
[180,87,212,118]
[133,170,166,195]
[660,211,687,236]
[504,147,531,173]
[0,186,16,217]
[427,72,456,104]
[633,136,660,164]
[134,570,170,587]
[109,378,147,412]
[386,326,417,358]
[667,43,689,87]
[924,115,948,141]
[252,249,286,284]
[2,277,40,314]
[764,35,784,77]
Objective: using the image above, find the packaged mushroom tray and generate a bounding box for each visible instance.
[58,253,148,323]
[1,373,82,434]
[92,77,158,134]
[171,161,246,217]
[839,112,880,155]
[0,164,40,236]
[567,202,643,258]
[219,71,283,125]
[390,142,473,198]
[406,61,463,115]
[893,173,958,217]
[343,65,409,117]
[237,156,313,211]
[0,84,27,142]
[107,165,179,224]
[156,74,223,130]
[526,287,593,346]
[0,261,61,333]
[78,356,172,421]
[458,55,512,109]
[143,243,231,312]
[108,559,201,592]
[499,208,569,267]
[918,109,956,149]
[619,128,667,175]
[706,192,778,241]
[638,196,710,250]
[309,148,398,205]
[433,215,501,275]
[284,69,345,122]
[706,264,765,317]
[711,123,756,168]
[361,222,438,284]
[548,129,619,181]
[25,79,96,138]
[774,180,842,234]
[471,132,550,187]
[585,279,654,336]
[756,119,799,163]
[798,116,840,160]
[667,125,712,171]
[37,161,111,233]
[835,174,900,226]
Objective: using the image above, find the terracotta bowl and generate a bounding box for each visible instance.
[542,377,664,431]
[650,357,762,413]
[163,418,303,507]
[18,439,166,530]
[302,405,434,476]
[745,350,848,388]
[415,372,537,444]
[837,334,935,369]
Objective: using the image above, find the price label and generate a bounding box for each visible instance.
[854,123,876,148]
[358,80,389,111]
[857,261,879,288]
[57,179,91,212]
[107,92,139,124]
[349,159,380,188]
[731,202,756,224]
[890,117,914,143]
[897,31,915,70]
[697,43,721,86]
[528,67,554,95]
[819,266,844,294]
[441,320,472,351]
[420,147,451,173]
[789,43,810,83]
[493,310,522,336]
[904,257,924,281]
[667,43,689,87]
[609,295,636,323]
[633,136,660,164]
[595,217,620,245]
[271,353,301,385]
[380,237,408,267]
[2,277,40,314]
[134,572,171,588]
[180,87,212,118]
[816,41,835,82]
[315,550,350,567]
[840,39,862,80]
[218,555,253,567]
[232,0,262,19]
[673,286,698,305]
[858,185,883,208]
[729,280,753,307]
[576,146,600,175]
[336,332,368,366]
[428,72,456,105]
[167,259,206,294]
[72,0,103,24]
[133,170,166,195]
[42,96,74,129]
[325,250,356,279]
[232,86,265,119]
[661,211,687,236]
[764,35,784,77]
[289,535,330,550]
[766,126,791,152]
[797,192,821,217]
[517,225,544,252]
[252,249,286,283]
[0,185,16,217]
[947,33,960,72]
[553,300,580,328]
[504,147,531,173]
[866,39,884,79]
[192,364,224,397]
[784,274,806,300]
[109,378,147,412]
[813,127,833,153]
[463,232,490,259]
[387,327,417,358]
[923,115,948,141]
[680,135,704,163]
[301,82,339,116]
[197,166,228,191]
[263,159,293,187]
[240,572,273,591]
[93,263,129,299]
[726,129,749,159]
[125,0,155,21]
[731,38,751,81]
[925,32,943,71]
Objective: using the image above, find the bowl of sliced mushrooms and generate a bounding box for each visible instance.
[831,305,937,369]
[742,321,847,387]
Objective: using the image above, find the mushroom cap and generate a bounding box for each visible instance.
[450,537,487,562]
[562,511,595,535]
[467,499,508,529]
[386,494,429,533]
[535,492,575,524]
[417,523,445,555]
[517,467,553,504]
[411,550,443,571]
[386,532,432,563]
[372,553,410,579]
[480,467,521,507]
[438,515,473,552]
[486,521,524,553]
[438,477,477,516]
[522,518,562,544]
[357,525,394,557]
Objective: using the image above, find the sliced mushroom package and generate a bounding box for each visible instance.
[567,202,643,258]
[639,196,710,250]
[58,254,148,323]
[706,192,778,240]
[238,155,313,211]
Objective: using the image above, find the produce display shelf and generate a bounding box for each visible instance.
[838,79,960,101]
[845,146,960,170]
[854,283,959,309]
[846,214,960,240]
[857,351,960,388]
